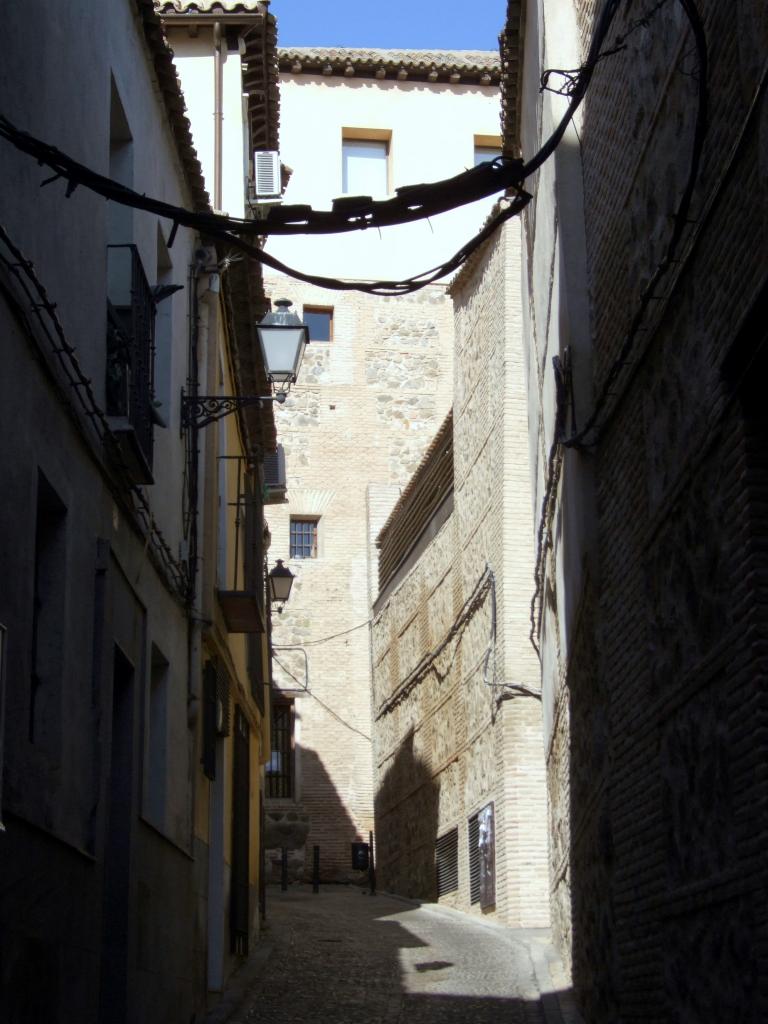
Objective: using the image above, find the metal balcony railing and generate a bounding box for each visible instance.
[106,244,155,479]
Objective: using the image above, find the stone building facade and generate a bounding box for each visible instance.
[0,2,279,1021]
[370,214,549,925]
[513,0,768,1018]
[263,48,505,880]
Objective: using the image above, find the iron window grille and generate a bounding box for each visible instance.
[289,517,318,559]
[266,700,294,799]
[468,813,481,904]
[106,244,156,470]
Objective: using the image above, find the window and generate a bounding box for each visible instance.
[468,813,481,904]
[470,803,496,909]
[477,802,496,909]
[290,517,319,559]
[303,306,333,343]
[473,134,503,167]
[106,244,156,477]
[435,827,459,897]
[106,81,158,483]
[266,700,294,799]
[474,145,502,167]
[108,77,133,244]
[342,131,390,195]
[30,471,67,748]
[201,658,230,781]
[152,224,174,413]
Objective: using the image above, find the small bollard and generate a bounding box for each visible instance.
[312,844,320,893]
[281,847,288,891]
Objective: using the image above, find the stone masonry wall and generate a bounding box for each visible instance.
[371,219,549,925]
[264,273,454,881]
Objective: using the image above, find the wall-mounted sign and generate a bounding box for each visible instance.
[478,801,495,910]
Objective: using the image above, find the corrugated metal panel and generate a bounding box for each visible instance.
[435,828,459,897]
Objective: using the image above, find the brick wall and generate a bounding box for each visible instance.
[520,0,768,1017]
[264,274,454,880]
[371,218,549,925]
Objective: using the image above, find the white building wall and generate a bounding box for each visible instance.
[269,74,503,281]
[168,30,247,216]
[518,0,596,971]
[0,2,210,1020]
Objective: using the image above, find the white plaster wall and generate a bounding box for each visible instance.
[519,0,594,750]
[268,74,503,281]
[168,29,247,216]
[0,3,210,1017]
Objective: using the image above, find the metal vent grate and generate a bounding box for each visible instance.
[468,814,480,904]
[435,827,459,897]
[254,150,281,199]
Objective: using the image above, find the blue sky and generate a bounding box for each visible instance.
[270,0,508,51]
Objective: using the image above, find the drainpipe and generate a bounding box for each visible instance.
[213,22,224,211]
[186,255,208,858]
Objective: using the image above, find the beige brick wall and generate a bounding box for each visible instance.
[264,273,454,879]
[371,219,549,925]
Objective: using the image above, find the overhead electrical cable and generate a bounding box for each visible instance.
[0,0,647,297]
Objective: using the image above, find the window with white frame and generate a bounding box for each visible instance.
[342,132,390,196]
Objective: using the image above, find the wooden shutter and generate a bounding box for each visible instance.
[435,827,459,897]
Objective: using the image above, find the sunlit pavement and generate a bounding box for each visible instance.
[210,885,579,1024]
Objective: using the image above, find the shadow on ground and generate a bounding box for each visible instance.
[234,886,574,1024]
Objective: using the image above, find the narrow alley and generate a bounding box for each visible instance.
[212,886,577,1024]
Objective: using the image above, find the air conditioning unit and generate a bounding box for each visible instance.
[252,150,281,200]
[264,444,287,503]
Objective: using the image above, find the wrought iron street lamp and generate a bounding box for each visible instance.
[256,299,310,389]
[268,559,295,606]
[182,298,309,430]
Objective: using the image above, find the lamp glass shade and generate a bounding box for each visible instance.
[257,325,308,384]
[269,559,295,603]
[256,299,309,385]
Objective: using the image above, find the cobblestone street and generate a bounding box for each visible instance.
[212,886,577,1024]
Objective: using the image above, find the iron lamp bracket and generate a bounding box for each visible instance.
[181,389,286,430]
